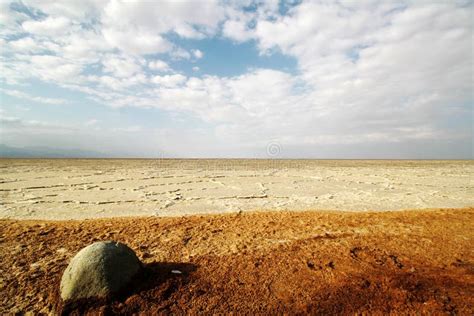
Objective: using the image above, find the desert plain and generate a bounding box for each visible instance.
[0,159,472,219]
[0,159,473,314]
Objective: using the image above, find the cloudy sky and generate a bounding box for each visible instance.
[0,0,472,158]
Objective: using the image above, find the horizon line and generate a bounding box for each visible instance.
[0,157,472,161]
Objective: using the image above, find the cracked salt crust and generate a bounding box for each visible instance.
[0,159,472,220]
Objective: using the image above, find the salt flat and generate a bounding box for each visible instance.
[0,159,472,220]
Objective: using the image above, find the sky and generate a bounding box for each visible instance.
[0,0,472,158]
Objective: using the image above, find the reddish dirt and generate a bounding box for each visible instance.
[1,208,473,315]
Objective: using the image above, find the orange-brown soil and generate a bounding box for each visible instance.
[1,208,473,315]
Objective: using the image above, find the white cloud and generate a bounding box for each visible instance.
[0,2,14,25]
[60,30,112,61]
[145,69,302,127]
[0,2,28,31]
[192,49,203,59]
[222,19,253,42]
[102,55,144,78]
[0,114,22,125]
[171,47,191,60]
[8,37,43,52]
[2,114,98,137]
[101,0,224,38]
[22,16,71,36]
[102,28,172,55]
[151,74,187,88]
[1,88,68,105]
[148,60,171,72]
[0,0,471,157]
[222,1,473,146]
[98,0,225,56]
[86,73,147,91]
[28,55,83,82]
[22,0,103,20]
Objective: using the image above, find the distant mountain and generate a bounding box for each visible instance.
[0,144,111,158]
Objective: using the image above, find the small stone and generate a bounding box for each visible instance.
[56,247,68,254]
[60,241,142,301]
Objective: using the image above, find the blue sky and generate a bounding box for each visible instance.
[0,0,472,158]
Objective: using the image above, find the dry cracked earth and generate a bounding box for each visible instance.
[1,159,472,219]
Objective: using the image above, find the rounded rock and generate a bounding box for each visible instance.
[60,241,142,301]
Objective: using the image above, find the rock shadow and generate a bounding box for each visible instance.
[126,261,197,297]
[58,261,197,315]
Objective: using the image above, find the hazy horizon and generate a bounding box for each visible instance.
[0,1,472,159]
[0,143,472,160]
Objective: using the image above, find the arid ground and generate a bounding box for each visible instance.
[1,208,473,314]
[1,159,472,219]
[0,160,473,314]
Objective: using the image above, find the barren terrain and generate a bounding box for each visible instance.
[1,208,473,314]
[1,159,472,314]
[1,159,472,219]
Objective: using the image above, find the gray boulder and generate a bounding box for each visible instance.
[60,241,142,301]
